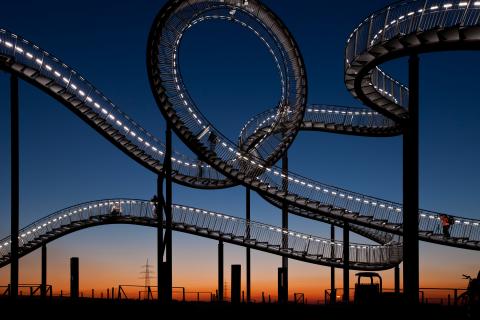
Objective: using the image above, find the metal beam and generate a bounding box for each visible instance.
[246,187,251,303]
[70,257,79,299]
[343,222,349,303]
[165,124,173,302]
[278,267,288,304]
[218,240,224,302]
[157,174,164,301]
[41,244,47,298]
[281,152,288,303]
[10,74,19,300]
[231,264,241,303]
[394,264,400,294]
[403,54,420,305]
[330,225,336,304]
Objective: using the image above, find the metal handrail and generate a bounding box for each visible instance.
[239,105,399,149]
[0,0,477,278]
[0,29,226,186]
[0,199,402,268]
[147,0,480,248]
[0,10,476,249]
[346,0,480,108]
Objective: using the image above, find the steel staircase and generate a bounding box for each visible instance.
[0,199,401,270]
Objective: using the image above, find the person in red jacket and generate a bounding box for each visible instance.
[440,214,452,238]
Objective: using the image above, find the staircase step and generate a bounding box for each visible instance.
[461,26,480,41]
[267,244,280,249]
[451,237,469,242]
[331,208,345,214]
[438,28,459,42]
[419,230,433,236]
[466,240,480,246]
[418,29,440,44]
[356,215,374,222]
[371,219,388,225]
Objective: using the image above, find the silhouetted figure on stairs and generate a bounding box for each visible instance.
[151,195,160,218]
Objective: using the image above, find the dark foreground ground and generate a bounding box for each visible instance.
[0,298,476,320]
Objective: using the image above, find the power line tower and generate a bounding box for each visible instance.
[139,259,155,300]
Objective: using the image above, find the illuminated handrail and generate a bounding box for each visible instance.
[239,105,399,143]
[0,24,400,250]
[346,0,480,108]
[0,29,227,187]
[0,19,475,250]
[304,104,397,130]
[236,105,480,243]
[0,0,477,265]
[0,199,402,268]
[146,0,480,250]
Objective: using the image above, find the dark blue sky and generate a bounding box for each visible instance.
[0,0,479,292]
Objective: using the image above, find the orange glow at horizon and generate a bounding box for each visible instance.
[0,228,478,303]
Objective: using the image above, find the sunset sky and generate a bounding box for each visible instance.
[0,0,479,302]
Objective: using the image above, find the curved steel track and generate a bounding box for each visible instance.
[146,0,480,250]
[0,0,479,272]
[0,200,401,270]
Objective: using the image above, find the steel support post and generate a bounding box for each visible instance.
[165,124,173,302]
[10,74,19,300]
[231,265,241,304]
[395,264,400,294]
[41,245,47,298]
[70,257,79,299]
[330,225,336,303]
[403,54,420,305]
[218,240,224,302]
[281,152,288,303]
[157,174,164,301]
[246,187,251,303]
[343,222,349,303]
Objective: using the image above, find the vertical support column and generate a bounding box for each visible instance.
[278,267,288,304]
[157,174,164,302]
[343,222,349,304]
[394,264,400,294]
[246,187,251,303]
[231,264,241,304]
[280,152,288,303]
[330,225,336,304]
[403,54,419,305]
[41,244,47,298]
[70,257,79,299]
[164,124,173,302]
[218,240,224,302]
[10,74,19,300]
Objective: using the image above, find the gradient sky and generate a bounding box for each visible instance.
[0,0,479,301]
